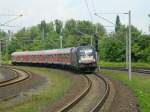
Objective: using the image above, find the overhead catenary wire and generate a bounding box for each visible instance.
[0,14,22,17]
[83,0,93,21]
[90,0,98,33]
[83,0,95,46]
[94,13,115,25]
[3,14,23,25]
[0,24,17,27]
[95,12,128,15]
[91,0,96,13]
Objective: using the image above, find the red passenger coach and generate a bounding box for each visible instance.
[11,48,72,66]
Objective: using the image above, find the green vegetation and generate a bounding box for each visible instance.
[100,61,150,69]
[0,15,150,64]
[7,19,105,54]
[1,15,150,64]
[0,16,150,63]
[1,66,71,112]
[99,69,150,112]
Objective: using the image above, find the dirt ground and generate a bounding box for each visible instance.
[107,77,139,112]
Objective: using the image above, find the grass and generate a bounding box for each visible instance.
[99,69,150,112]
[100,61,150,69]
[1,66,72,112]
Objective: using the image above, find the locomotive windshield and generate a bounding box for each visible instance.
[79,49,93,57]
[78,47,96,63]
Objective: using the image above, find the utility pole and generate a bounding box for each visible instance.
[94,33,100,70]
[128,10,132,81]
[42,28,45,40]
[60,35,63,49]
[126,31,128,69]
[6,35,9,59]
[0,40,1,66]
[95,24,100,70]
[59,27,63,49]
[42,28,45,49]
[90,35,93,46]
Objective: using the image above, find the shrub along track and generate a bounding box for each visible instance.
[54,73,110,112]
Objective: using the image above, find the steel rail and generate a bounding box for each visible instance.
[59,73,110,112]
[91,73,110,112]
[101,66,150,75]
[0,69,19,84]
[0,67,30,87]
[59,75,92,112]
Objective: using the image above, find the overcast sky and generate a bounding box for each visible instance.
[0,0,149,33]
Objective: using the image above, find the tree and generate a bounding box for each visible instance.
[94,23,106,37]
[39,20,48,39]
[115,15,121,32]
[0,30,7,39]
[54,19,63,34]
[76,20,94,35]
[101,37,125,62]
[64,19,76,35]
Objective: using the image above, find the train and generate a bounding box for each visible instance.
[11,45,97,73]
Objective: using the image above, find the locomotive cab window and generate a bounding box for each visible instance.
[79,49,93,57]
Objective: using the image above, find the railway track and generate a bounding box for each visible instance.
[0,67,30,87]
[101,67,150,74]
[59,73,110,112]
[0,66,31,101]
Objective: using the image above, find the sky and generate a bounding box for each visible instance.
[0,0,149,33]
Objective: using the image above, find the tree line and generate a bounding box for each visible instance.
[0,15,150,63]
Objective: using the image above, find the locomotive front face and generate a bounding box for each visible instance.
[78,47,96,64]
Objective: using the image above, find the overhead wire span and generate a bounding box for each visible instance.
[84,0,93,22]
[0,24,17,27]
[0,14,22,17]
[91,0,96,13]
[94,13,115,25]
[3,14,23,25]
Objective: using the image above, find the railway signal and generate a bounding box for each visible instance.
[93,33,100,70]
[94,33,99,52]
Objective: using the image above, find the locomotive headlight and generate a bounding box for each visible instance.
[79,59,81,63]
[93,59,95,62]
[79,60,81,63]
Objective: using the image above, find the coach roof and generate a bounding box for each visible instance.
[11,47,73,56]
